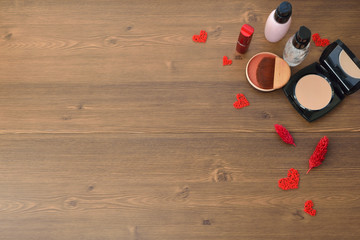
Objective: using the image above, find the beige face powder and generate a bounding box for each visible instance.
[295,74,333,110]
[339,50,360,78]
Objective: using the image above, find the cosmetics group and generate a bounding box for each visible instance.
[236,1,360,122]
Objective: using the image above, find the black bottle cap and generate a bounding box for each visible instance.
[292,26,311,49]
[275,1,292,24]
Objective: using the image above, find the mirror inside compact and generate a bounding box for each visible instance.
[283,39,360,122]
[320,40,360,94]
[339,50,360,79]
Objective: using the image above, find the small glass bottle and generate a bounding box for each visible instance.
[283,26,311,67]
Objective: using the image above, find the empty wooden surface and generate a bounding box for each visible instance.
[0,0,359,239]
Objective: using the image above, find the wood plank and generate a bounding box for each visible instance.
[0,80,359,133]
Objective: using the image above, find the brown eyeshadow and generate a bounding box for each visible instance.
[247,53,276,90]
[295,74,332,110]
[256,57,275,89]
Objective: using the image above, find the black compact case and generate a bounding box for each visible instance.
[283,39,360,122]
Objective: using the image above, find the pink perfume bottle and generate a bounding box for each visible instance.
[264,1,292,43]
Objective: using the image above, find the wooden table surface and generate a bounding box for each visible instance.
[1,0,359,239]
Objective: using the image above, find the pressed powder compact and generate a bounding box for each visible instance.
[283,40,360,122]
[246,52,291,91]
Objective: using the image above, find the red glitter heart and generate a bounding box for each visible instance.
[304,200,316,216]
[278,168,299,190]
[193,30,207,43]
[233,93,249,109]
[312,33,330,47]
[223,56,232,66]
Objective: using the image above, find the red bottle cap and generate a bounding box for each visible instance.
[241,24,254,38]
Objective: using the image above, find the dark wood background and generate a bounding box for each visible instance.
[0,0,359,239]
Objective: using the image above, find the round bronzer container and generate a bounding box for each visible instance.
[246,52,291,92]
[283,39,360,122]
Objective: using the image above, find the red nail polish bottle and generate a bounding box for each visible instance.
[236,24,254,54]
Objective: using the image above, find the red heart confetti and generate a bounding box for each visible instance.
[193,30,207,43]
[223,56,232,66]
[233,93,249,109]
[312,33,330,47]
[278,168,299,190]
[304,200,316,216]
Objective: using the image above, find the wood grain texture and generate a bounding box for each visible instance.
[0,0,359,239]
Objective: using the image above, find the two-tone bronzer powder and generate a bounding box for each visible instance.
[283,40,360,122]
[246,52,291,91]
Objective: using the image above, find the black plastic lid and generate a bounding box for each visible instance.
[292,26,311,49]
[275,1,292,24]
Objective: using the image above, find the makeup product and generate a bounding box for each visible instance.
[283,26,311,67]
[264,1,292,43]
[236,24,254,54]
[283,39,360,122]
[246,52,291,91]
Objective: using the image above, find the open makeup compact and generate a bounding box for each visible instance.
[283,39,360,122]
